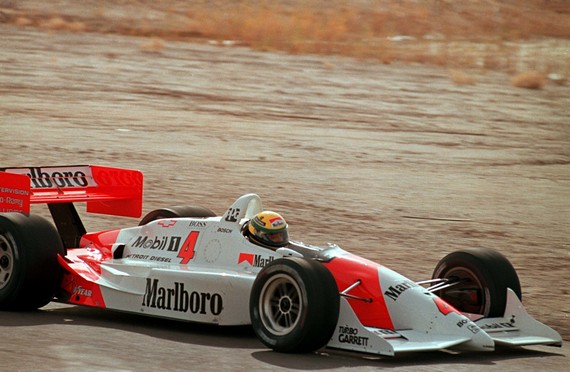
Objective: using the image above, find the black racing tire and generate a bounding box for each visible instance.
[250,257,339,353]
[0,213,65,311]
[432,248,522,317]
[139,206,216,225]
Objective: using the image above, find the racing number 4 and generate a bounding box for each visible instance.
[178,231,199,264]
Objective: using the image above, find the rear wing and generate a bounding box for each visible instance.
[0,165,143,218]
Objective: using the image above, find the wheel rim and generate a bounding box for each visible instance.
[259,274,302,336]
[438,267,490,315]
[0,234,15,290]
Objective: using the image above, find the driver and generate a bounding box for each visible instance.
[243,211,289,248]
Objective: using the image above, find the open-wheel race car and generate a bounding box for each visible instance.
[0,165,562,356]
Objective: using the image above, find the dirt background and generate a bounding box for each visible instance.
[1,0,569,369]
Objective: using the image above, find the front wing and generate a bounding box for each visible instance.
[475,289,563,348]
[327,289,562,356]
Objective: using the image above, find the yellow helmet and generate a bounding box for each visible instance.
[248,211,289,248]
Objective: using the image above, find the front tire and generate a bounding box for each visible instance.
[0,213,64,310]
[250,257,339,353]
[432,248,522,317]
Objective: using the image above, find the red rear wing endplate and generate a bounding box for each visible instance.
[0,165,143,217]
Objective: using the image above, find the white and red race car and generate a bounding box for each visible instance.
[0,165,562,356]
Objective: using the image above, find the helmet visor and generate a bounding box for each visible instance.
[255,229,289,247]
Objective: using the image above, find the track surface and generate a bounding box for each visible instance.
[0,302,567,371]
[1,20,569,371]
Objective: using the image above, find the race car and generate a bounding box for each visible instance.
[0,165,562,356]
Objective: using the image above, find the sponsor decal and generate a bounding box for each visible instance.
[142,279,223,315]
[0,196,24,208]
[237,253,275,267]
[253,254,274,268]
[132,235,182,251]
[238,253,254,265]
[225,207,240,222]
[216,227,233,234]
[252,215,264,227]
[457,318,480,333]
[467,324,481,334]
[6,166,95,189]
[374,328,400,337]
[269,216,285,228]
[480,322,516,330]
[189,221,207,228]
[73,285,93,297]
[158,220,177,228]
[126,254,172,263]
[384,279,418,301]
[150,256,172,263]
[338,326,369,346]
[128,254,150,260]
[0,172,30,213]
[0,188,28,196]
[93,167,141,187]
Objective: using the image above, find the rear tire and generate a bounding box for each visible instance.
[250,257,339,353]
[0,213,65,310]
[432,248,522,317]
[139,206,216,225]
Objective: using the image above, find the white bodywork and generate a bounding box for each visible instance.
[65,193,562,355]
[75,194,273,325]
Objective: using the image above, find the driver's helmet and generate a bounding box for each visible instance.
[247,211,289,248]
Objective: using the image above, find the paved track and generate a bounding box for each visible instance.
[1,303,567,371]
